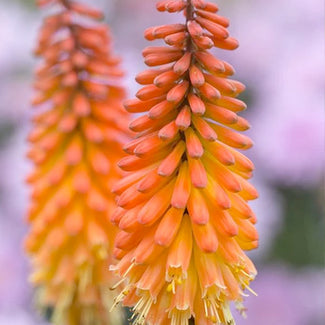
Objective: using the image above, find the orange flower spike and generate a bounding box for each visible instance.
[111,0,259,324]
[25,1,128,324]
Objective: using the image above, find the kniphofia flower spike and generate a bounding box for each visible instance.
[111,0,259,324]
[25,0,128,324]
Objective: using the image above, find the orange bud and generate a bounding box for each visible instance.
[173,52,192,75]
[188,92,206,115]
[195,50,225,74]
[195,16,229,40]
[192,115,218,141]
[196,9,229,27]
[175,105,191,130]
[155,207,183,246]
[158,141,186,176]
[167,80,189,102]
[188,188,210,224]
[188,157,207,188]
[185,127,204,158]
[154,69,180,88]
[192,221,218,253]
[145,24,186,40]
[189,64,205,87]
[171,162,191,209]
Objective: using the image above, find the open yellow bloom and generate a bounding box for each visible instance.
[111,0,258,324]
[24,0,128,324]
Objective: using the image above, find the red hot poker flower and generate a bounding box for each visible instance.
[25,0,128,324]
[111,0,259,324]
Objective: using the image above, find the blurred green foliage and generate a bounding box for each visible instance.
[0,123,16,149]
[6,0,36,9]
[44,306,54,322]
[270,186,325,267]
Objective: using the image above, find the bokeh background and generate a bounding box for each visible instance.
[0,0,324,324]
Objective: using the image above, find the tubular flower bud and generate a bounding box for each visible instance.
[111,0,258,324]
[25,1,128,324]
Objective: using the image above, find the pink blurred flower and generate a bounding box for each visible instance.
[0,2,37,74]
[222,0,324,186]
[0,311,45,325]
[236,266,325,325]
[0,130,31,315]
[248,179,283,259]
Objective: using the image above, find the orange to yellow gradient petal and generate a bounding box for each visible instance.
[111,1,259,324]
[24,0,128,324]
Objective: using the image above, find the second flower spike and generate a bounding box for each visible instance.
[25,0,128,324]
[111,0,259,324]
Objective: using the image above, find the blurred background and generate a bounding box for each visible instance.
[0,0,324,324]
